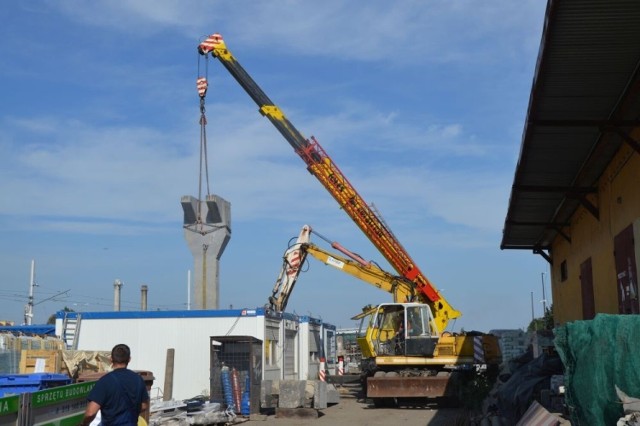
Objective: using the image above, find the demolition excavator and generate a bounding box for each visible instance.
[197,33,501,403]
[268,225,501,402]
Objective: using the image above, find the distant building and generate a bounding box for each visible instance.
[490,329,529,363]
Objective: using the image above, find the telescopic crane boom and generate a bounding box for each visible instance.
[198,33,460,332]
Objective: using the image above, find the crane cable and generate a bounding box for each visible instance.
[196,51,211,229]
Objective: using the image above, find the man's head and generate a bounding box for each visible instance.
[111,344,131,365]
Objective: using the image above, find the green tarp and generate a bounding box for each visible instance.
[554,314,640,425]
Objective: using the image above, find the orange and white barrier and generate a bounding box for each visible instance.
[319,357,326,381]
[337,356,344,376]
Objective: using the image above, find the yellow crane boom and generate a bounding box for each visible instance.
[198,33,460,331]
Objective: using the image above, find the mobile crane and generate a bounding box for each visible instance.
[198,33,501,403]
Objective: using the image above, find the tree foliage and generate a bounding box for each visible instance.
[47,306,75,325]
[527,304,554,331]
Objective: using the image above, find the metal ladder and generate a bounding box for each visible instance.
[62,312,81,349]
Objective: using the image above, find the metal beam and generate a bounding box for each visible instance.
[513,185,597,195]
[603,126,640,154]
[505,220,570,227]
[530,119,640,127]
[514,185,600,221]
[564,194,600,221]
[551,225,571,243]
[533,248,552,265]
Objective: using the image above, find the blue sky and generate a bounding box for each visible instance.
[0,1,550,331]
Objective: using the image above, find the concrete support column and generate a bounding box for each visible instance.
[181,194,231,310]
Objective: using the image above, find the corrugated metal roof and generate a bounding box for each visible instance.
[501,0,640,251]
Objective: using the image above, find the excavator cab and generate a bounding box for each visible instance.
[357,303,439,358]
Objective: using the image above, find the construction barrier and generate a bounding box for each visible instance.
[473,336,485,364]
[318,357,326,382]
[337,356,344,377]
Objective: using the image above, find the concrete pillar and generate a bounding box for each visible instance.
[181,194,231,310]
[163,348,175,401]
[114,279,123,311]
[141,285,148,311]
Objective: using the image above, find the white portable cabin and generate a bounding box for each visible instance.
[263,312,300,381]
[55,308,335,400]
[298,316,322,380]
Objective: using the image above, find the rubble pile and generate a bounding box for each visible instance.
[472,349,566,425]
[148,379,340,425]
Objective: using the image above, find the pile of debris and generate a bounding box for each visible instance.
[261,379,341,419]
[149,398,236,425]
[476,351,567,425]
[148,379,340,425]
[616,386,640,426]
[472,315,640,425]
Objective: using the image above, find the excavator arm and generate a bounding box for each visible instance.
[269,226,415,313]
[199,33,461,331]
[304,244,417,304]
[268,225,311,312]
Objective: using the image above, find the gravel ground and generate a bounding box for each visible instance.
[249,382,471,426]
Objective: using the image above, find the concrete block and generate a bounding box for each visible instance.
[180,195,198,224]
[326,383,340,405]
[205,194,231,225]
[303,381,315,408]
[279,380,306,409]
[305,381,315,400]
[261,380,277,408]
[313,380,327,409]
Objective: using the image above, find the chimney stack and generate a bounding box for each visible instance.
[113,279,123,311]
[141,284,148,311]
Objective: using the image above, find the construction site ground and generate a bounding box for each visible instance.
[252,379,469,426]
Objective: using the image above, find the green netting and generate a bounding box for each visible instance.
[554,313,640,425]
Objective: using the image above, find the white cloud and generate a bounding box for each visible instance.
[41,1,544,66]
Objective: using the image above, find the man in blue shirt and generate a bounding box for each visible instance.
[80,344,150,426]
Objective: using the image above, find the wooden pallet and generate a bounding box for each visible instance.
[19,349,61,373]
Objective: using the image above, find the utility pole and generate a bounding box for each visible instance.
[541,272,547,313]
[530,291,534,323]
[24,259,36,325]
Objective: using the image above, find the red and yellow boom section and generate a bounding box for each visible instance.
[198,33,461,332]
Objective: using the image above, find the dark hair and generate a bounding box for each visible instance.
[111,344,131,364]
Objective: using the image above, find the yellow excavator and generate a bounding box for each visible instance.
[198,33,501,404]
[268,225,501,403]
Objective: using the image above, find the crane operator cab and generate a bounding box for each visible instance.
[358,303,440,358]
